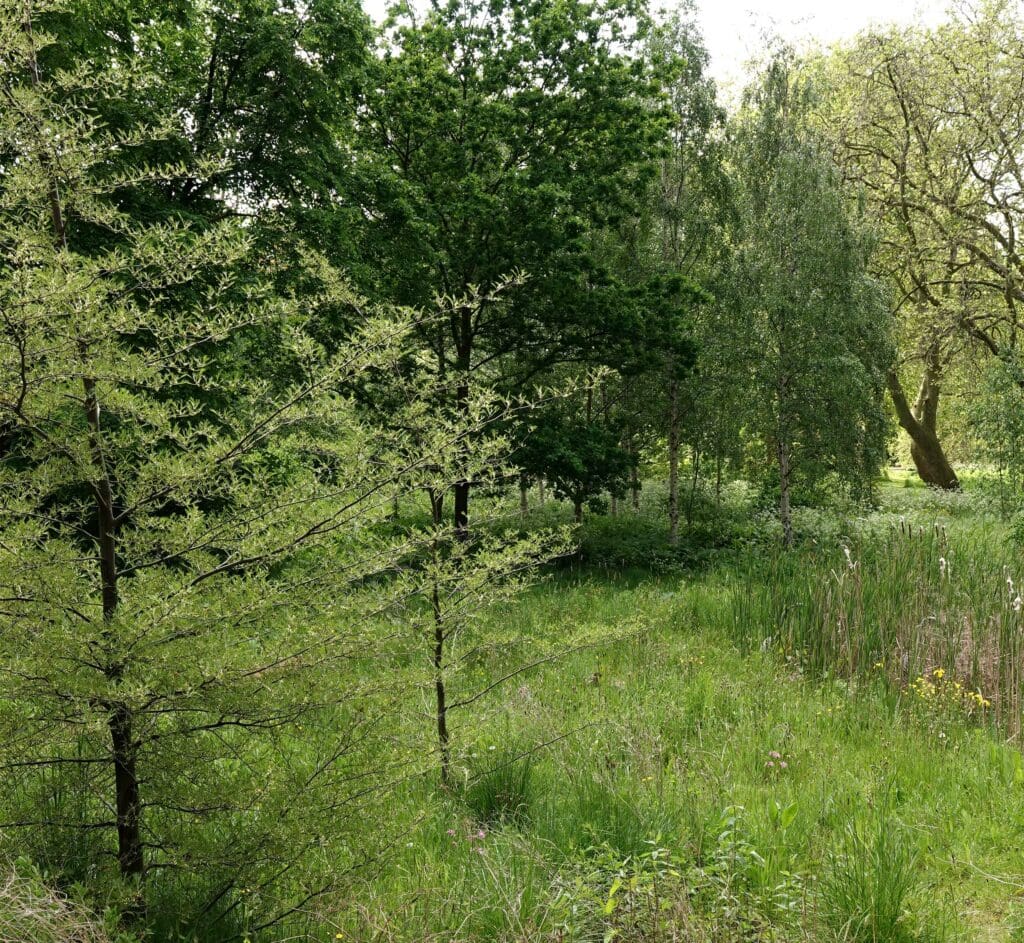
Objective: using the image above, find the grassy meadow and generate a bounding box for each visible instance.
[8,473,1024,943]
[285,473,1024,943]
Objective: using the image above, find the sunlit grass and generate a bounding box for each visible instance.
[310,530,1024,941]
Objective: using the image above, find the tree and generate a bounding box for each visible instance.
[731,56,892,546]
[595,7,725,542]
[368,283,573,786]
[346,0,677,535]
[36,0,371,225]
[0,10,477,927]
[815,2,1024,487]
[516,392,636,524]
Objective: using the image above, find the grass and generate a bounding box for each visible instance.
[304,480,1024,942]
[10,474,1024,941]
[0,862,128,943]
[821,792,922,943]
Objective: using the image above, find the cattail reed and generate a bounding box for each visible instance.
[724,523,1022,737]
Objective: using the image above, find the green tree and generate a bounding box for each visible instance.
[35,0,371,225]
[347,0,676,535]
[594,7,725,542]
[815,2,1024,487]
[731,56,892,545]
[516,390,636,524]
[0,9,497,928]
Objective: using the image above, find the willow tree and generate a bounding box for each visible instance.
[731,57,892,546]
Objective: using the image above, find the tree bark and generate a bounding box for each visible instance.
[777,434,794,549]
[428,488,444,525]
[428,490,450,785]
[686,445,700,526]
[519,473,528,520]
[109,705,144,879]
[573,499,583,524]
[452,299,473,539]
[623,433,641,510]
[432,580,450,787]
[667,379,680,545]
[887,370,959,490]
[453,378,470,539]
[714,451,723,510]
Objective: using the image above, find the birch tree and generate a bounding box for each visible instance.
[732,57,892,545]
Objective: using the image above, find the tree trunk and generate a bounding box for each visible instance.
[667,379,680,545]
[432,579,450,786]
[623,433,641,510]
[428,488,444,526]
[453,377,470,539]
[686,445,700,526]
[777,434,794,549]
[109,705,144,880]
[428,490,450,785]
[715,451,723,510]
[610,494,617,517]
[573,499,583,524]
[538,479,546,505]
[887,370,959,490]
[453,304,472,538]
[519,474,528,520]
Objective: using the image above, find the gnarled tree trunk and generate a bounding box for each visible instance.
[887,365,959,490]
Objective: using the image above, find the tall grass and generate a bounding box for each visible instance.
[0,864,128,943]
[725,520,1024,734]
[820,793,921,943]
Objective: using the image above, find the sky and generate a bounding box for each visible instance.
[690,0,949,92]
[361,0,953,91]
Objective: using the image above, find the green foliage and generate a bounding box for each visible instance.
[0,12,571,931]
[968,355,1024,508]
[310,500,1016,941]
[728,55,893,539]
[517,398,636,521]
[461,744,536,826]
[5,0,1024,937]
[813,4,1024,491]
[347,0,685,536]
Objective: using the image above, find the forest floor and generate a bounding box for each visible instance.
[318,472,1024,943]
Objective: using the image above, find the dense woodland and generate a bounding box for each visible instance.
[3,0,1024,940]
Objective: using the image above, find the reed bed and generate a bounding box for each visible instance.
[726,520,1024,735]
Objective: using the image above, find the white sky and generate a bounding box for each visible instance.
[361,0,953,92]
[691,0,950,93]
